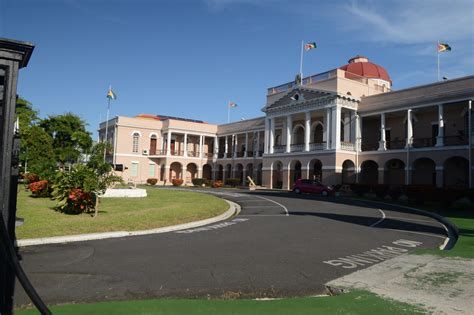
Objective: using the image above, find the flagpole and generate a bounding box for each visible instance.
[103,96,111,161]
[299,40,304,85]
[227,102,230,123]
[437,41,440,82]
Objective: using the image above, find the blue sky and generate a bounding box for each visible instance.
[1,0,473,136]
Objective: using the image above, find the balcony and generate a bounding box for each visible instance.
[444,135,468,146]
[273,145,285,153]
[187,150,200,157]
[290,144,305,152]
[386,139,406,150]
[340,142,355,151]
[310,142,325,151]
[412,137,436,148]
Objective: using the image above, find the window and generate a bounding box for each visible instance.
[149,163,155,177]
[131,162,139,177]
[132,132,140,153]
[150,134,157,155]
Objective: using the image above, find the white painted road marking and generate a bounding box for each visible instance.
[175,218,249,234]
[370,209,386,227]
[323,239,423,269]
[253,195,289,216]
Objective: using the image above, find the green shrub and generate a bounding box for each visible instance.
[372,184,389,199]
[350,184,370,196]
[28,180,50,197]
[404,185,437,205]
[172,179,183,186]
[388,186,403,201]
[225,178,241,187]
[24,172,39,184]
[192,178,211,187]
[147,178,158,185]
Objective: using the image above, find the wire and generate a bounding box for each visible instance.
[0,215,52,315]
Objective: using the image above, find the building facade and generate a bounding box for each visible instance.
[99,56,474,189]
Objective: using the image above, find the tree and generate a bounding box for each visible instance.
[22,126,55,179]
[40,113,93,166]
[15,96,40,169]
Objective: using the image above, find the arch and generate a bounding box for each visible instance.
[412,158,436,186]
[310,121,324,143]
[217,164,224,180]
[234,163,244,184]
[202,164,212,180]
[169,162,182,180]
[384,159,405,185]
[289,160,302,189]
[225,164,232,179]
[341,160,356,184]
[149,132,158,139]
[186,163,198,182]
[130,130,142,136]
[360,160,378,184]
[308,159,322,182]
[292,124,305,144]
[246,163,254,182]
[256,163,263,185]
[444,156,469,188]
[149,133,158,155]
[271,160,283,189]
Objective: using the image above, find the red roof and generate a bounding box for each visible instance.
[339,56,391,83]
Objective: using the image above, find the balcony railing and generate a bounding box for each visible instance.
[217,152,226,158]
[412,137,436,148]
[247,151,254,157]
[361,143,378,152]
[291,144,305,152]
[444,135,468,146]
[273,145,285,153]
[235,151,245,158]
[340,142,355,151]
[187,150,200,157]
[169,150,184,156]
[310,142,325,151]
[386,139,406,150]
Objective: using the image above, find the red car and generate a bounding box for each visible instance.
[293,179,334,196]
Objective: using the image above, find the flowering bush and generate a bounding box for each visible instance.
[212,180,223,188]
[28,180,50,197]
[172,179,183,186]
[25,172,40,184]
[147,178,158,185]
[67,188,94,213]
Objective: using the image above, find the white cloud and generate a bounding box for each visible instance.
[343,0,474,44]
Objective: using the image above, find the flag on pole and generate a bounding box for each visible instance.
[107,87,117,100]
[437,43,451,53]
[228,101,238,108]
[304,42,317,51]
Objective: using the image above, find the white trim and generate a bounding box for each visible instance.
[322,166,342,170]
[359,145,469,155]
[131,130,142,136]
[131,160,139,163]
[149,132,158,138]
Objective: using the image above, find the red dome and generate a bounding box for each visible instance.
[339,55,391,83]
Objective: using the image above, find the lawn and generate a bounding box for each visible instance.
[15,290,425,315]
[15,187,228,239]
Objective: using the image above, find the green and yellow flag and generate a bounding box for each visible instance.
[304,42,317,51]
[107,87,117,100]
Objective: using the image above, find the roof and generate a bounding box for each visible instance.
[339,55,391,83]
[136,114,206,124]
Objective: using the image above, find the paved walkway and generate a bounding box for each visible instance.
[327,254,474,314]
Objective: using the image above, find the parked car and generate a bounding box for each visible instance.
[293,179,334,196]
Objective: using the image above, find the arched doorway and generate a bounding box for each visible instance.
[360,160,378,184]
[169,162,182,180]
[289,160,302,189]
[186,163,198,182]
[412,158,436,185]
[225,164,232,179]
[308,159,322,182]
[202,164,212,180]
[235,163,244,183]
[342,160,356,184]
[444,156,469,187]
[292,125,305,144]
[246,163,254,183]
[384,159,405,185]
[217,164,224,180]
[256,163,263,185]
[272,161,283,189]
[311,122,324,144]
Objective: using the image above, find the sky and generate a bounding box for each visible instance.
[1,0,473,136]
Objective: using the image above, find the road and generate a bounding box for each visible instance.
[15,189,447,306]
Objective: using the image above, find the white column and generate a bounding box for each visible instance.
[355,115,362,152]
[224,136,229,158]
[256,131,261,157]
[325,108,331,149]
[331,106,341,150]
[436,104,444,146]
[199,135,204,158]
[269,118,275,154]
[233,134,238,158]
[264,118,270,154]
[304,111,311,152]
[406,109,413,148]
[184,133,188,157]
[244,133,249,157]
[378,113,386,151]
[350,111,356,144]
[343,112,351,142]
[166,131,172,156]
[214,136,218,158]
[286,115,292,153]
[242,168,246,185]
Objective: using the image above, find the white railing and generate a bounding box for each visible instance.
[290,144,305,152]
[309,142,325,151]
[341,142,355,151]
[273,145,285,153]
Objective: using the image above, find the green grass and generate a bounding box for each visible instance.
[16,187,228,239]
[14,290,425,315]
[350,196,474,259]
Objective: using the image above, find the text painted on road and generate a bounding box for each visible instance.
[323,239,423,269]
[175,218,249,234]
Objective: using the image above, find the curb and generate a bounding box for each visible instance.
[17,199,240,247]
[342,197,459,250]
